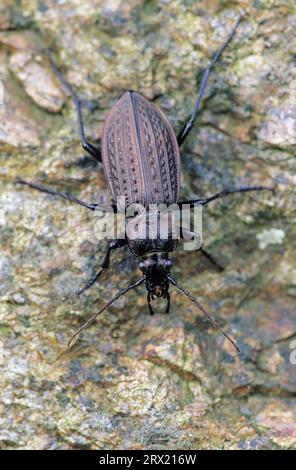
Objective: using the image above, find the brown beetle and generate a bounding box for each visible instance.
[18,16,274,350]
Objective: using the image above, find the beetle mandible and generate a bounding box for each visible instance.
[18,16,274,350]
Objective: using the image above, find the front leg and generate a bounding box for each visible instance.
[199,247,224,272]
[77,239,128,295]
[180,228,224,272]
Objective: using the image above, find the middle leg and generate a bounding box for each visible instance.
[178,185,275,208]
[17,179,98,211]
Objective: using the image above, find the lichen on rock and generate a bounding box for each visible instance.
[0,0,295,450]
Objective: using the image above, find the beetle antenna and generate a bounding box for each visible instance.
[68,277,146,347]
[168,276,240,352]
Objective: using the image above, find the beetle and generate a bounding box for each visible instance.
[18,15,274,350]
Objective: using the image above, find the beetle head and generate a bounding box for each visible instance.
[139,254,172,298]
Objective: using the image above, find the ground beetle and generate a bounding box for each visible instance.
[18,16,274,350]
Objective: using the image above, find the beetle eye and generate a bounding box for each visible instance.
[139,262,145,272]
[165,260,172,271]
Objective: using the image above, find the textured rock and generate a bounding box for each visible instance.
[10,52,65,113]
[0,0,295,450]
[259,106,296,148]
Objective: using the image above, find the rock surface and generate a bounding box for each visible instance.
[0,0,295,450]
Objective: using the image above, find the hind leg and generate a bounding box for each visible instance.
[177,15,243,147]
[45,49,101,162]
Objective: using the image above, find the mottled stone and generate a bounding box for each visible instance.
[0,107,40,149]
[255,399,296,448]
[0,6,11,30]
[256,228,285,250]
[258,106,296,148]
[10,51,65,113]
[0,0,295,451]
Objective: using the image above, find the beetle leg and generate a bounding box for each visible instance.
[178,185,275,207]
[77,239,128,295]
[77,269,104,296]
[177,15,243,147]
[199,247,224,272]
[180,227,223,271]
[44,49,101,162]
[16,179,98,211]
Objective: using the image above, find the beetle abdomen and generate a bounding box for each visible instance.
[101,91,180,206]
